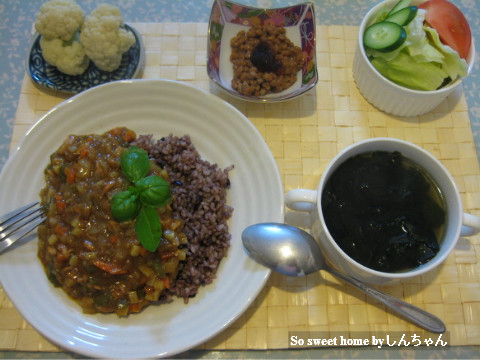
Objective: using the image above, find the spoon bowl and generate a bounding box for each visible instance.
[242,222,446,333]
[242,222,323,276]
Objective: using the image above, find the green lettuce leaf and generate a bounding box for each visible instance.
[404,9,444,63]
[371,52,448,91]
[424,26,468,80]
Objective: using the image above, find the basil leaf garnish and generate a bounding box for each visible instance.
[136,175,172,207]
[120,146,150,183]
[135,207,162,252]
[111,145,173,252]
[110,187,140,221]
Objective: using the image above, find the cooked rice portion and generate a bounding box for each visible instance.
[135,134,234,301]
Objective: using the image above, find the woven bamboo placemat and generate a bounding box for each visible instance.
[1,22,479,352]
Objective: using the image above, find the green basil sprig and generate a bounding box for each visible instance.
[110,146,171,252]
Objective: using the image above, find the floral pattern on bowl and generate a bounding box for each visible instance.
[207,0,317,102]
[27,24,144,94]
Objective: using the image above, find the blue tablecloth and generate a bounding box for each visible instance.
[0,0,479,359]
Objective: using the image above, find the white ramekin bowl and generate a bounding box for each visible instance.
[353,0,475,117]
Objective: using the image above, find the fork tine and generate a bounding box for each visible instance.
[0,202,44,234]
[0,202,46,254]
[0,215,45,254]
[0,202,40,225]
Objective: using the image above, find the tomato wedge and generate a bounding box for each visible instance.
[419,0,471,59]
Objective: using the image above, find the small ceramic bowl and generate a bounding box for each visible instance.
[353,0,475,117]
[207,0,318,102]
[27,24,144,94]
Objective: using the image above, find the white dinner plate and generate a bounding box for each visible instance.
[0,80,284,358]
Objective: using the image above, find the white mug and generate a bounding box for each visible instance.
[285,138,480,285]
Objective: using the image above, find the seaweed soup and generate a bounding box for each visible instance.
[321,150,446,273]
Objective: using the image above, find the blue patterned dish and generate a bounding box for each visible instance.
[207,0,317,102]
[27,24,144,94]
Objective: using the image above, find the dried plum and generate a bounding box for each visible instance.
[250,42,281,73]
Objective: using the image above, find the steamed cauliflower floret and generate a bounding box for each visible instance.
[80,4,135,72]
[40,37,90,75]
[35,0,84,41]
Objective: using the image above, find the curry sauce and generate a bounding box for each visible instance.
[37,127,187,316]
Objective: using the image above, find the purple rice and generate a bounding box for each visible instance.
[134,134,234,302]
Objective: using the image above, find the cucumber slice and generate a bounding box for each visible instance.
[388,0,412,16]
[363,21,407,53]
[386,6,418,26]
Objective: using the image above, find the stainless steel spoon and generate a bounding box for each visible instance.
[242,222,446,333]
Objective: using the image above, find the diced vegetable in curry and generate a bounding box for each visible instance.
[37,127,187,316]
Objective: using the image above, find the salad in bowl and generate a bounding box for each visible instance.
[363,0,472,91]
[353,0,474,116]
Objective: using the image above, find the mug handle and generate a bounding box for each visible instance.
[461,213,480,237]
[285,189,317,212]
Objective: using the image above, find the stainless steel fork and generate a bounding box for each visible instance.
[0,202,45,254]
